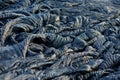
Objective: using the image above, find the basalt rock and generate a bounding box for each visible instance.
[0,0,120,80]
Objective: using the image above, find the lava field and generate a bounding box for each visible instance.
[0,0,120,80]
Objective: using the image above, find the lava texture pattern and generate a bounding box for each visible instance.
[0,0,120,80]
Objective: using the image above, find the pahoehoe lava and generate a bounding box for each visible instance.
[0,0,120,80]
